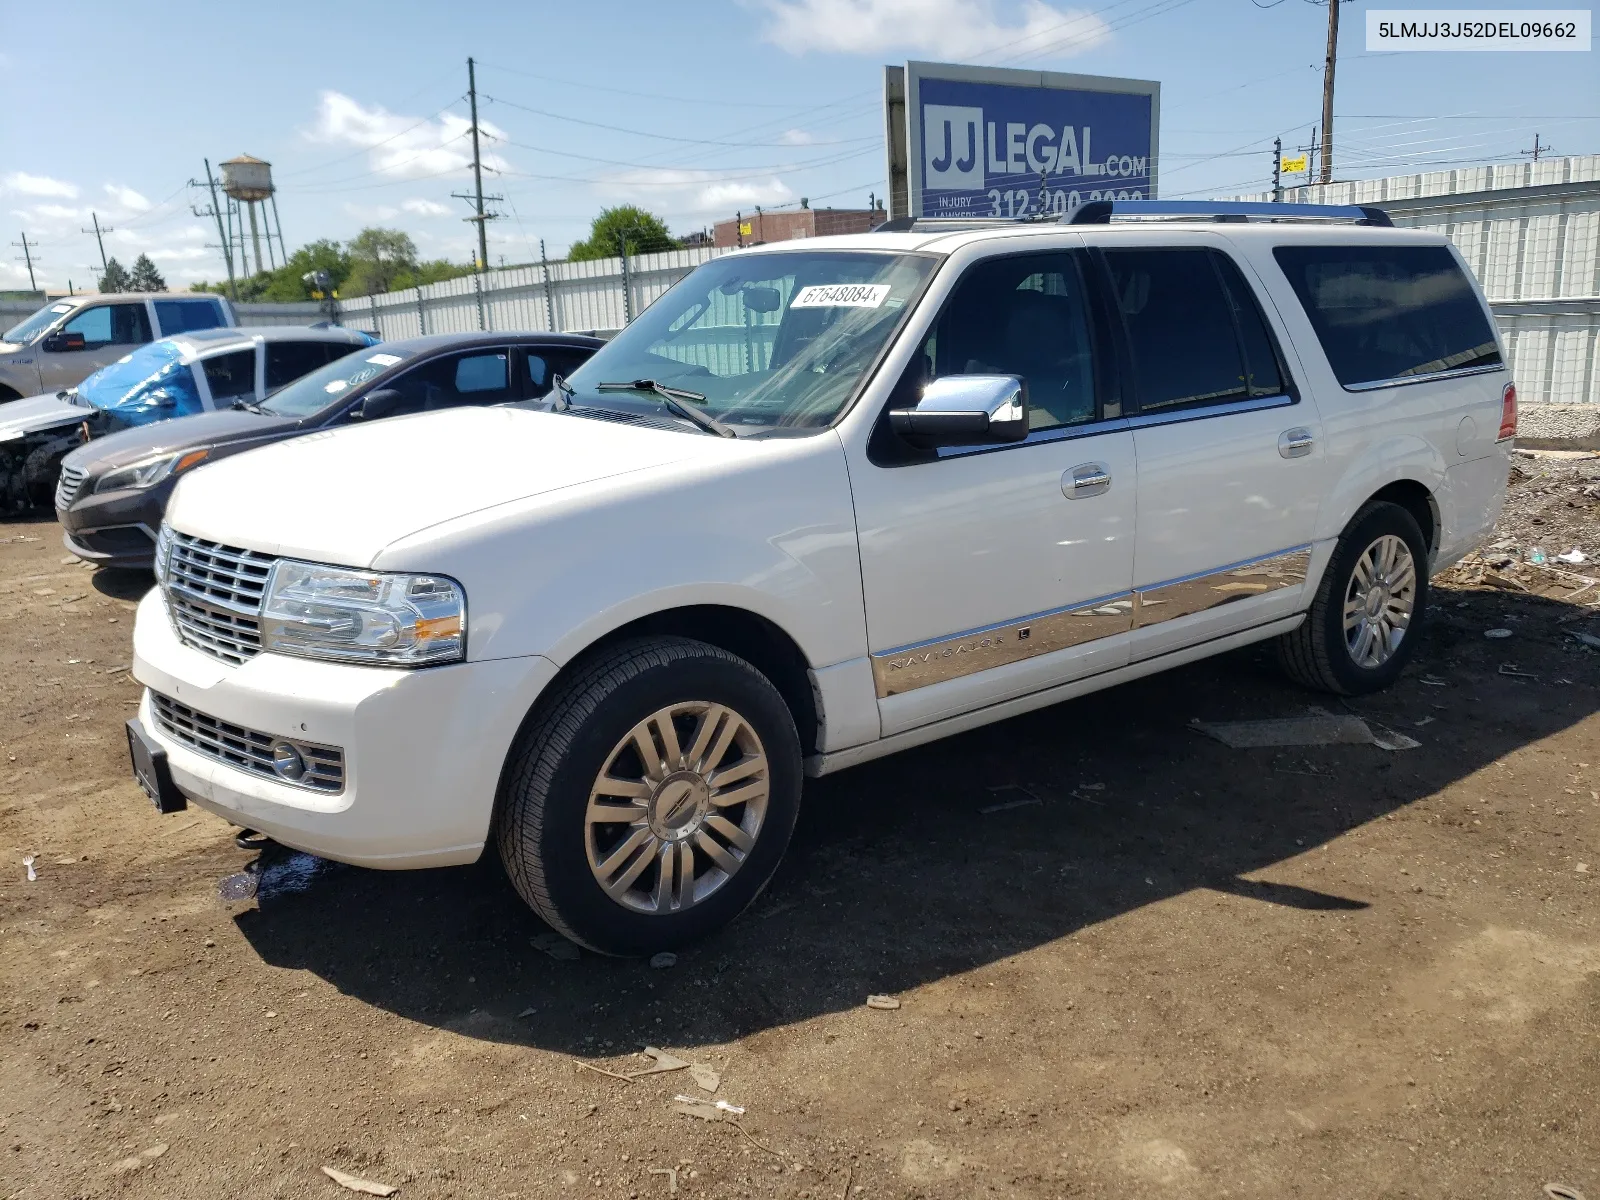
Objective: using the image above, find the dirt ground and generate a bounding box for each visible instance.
[1,456,1596,1200]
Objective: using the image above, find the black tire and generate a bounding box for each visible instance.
[1276,500,1430,695]
[496,636,802,956]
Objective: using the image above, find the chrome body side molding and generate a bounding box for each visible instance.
[868,545,1312,697]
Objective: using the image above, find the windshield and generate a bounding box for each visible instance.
[260,347,415,417]
[562,251,936,432]
[3,301,76,346]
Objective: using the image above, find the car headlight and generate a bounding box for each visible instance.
[260,560,466,666]
[94,449,209,493]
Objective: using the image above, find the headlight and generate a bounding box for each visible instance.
[260,560,466,666]
[94,449,209,493]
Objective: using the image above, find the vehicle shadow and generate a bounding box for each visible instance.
[91,566,155,602]
[234,595,1597,1054]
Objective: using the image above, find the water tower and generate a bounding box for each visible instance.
[220,154,287,275]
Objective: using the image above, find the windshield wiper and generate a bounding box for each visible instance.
[231,398,267,414]
[551,373,575,410]
[593,379,736,439]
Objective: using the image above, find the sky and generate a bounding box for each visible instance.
[1,0,1596,292]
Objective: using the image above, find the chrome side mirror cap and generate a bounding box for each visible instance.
[888,374,1028,449]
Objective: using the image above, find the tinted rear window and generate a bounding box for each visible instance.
[1272,244,1500,388]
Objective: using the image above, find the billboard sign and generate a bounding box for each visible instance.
[899,61,1159,220]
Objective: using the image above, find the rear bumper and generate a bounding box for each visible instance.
[131,588,559,869]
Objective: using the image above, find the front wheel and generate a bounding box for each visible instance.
[1276,501,1429,695]
[497,636,802,955]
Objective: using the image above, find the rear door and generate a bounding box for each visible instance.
[1102,240,1324,658]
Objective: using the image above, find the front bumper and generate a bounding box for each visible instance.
[58,478,171,569]
[131,588,558,868]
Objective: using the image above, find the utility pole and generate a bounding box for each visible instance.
[1272,137,1283,202]
[1521,133,1553,162]
[450,57,502,273]
[11,232,39,292]
[82,213,114,272]
[1319,0,1341,184]
[194,160,238,302]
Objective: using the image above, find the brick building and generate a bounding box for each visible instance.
[712,203,887,249]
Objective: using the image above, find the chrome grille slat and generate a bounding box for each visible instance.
[151,692,344,793]
[160,531,276,664]
[55,464,88,510]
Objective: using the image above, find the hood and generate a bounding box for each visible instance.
[64,406,298,473]
[0,393,86,443]
[165,405,739,566]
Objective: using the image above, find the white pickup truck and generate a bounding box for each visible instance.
[128,201,1514,955]
[0,292,235,401]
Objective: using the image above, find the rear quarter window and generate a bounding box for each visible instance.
[154,298,227,336]
[1272,244,1500,388]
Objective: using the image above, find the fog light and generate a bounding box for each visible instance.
[271,742,306,782]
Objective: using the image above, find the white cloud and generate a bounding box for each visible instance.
[595,168,795,218]
[402,198,452,217]
[778,129,819,145]
[1,171,79,199]
[342,202,401,221]
[305,91,508,180]
[759,0,1110,59]
[103,183,150,211]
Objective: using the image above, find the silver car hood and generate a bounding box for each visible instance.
[0,393,84,443]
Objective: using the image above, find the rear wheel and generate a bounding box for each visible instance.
[497,636,802,955]
[1276,501,1429,695]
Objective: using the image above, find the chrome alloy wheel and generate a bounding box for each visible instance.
[1342,534,1417,669]
[585,702,770,914]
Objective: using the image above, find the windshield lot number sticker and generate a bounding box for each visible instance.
[791,284,892,309]
[367,353,402,366]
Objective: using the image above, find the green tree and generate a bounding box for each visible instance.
[392,258,475,291]
[342,228,418,297]
[189,239,355,302]
[98,258,133,293]
[567,206,676,262]
[127,254,166,292]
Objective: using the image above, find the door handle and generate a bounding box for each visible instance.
[1278,427,1315,459]
[1063,462,1111,498]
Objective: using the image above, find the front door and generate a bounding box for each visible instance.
[39,301,154,391]
[850,249,1137,737]
[1100,242,1325,658]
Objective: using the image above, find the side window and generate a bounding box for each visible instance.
[1272,244,1501,387]
[266,341,338,391]
[62,303,151,347]
[384,350,514,415]
[1213,254,1285,397]
[916,252,1098,432]
[1104,248,1250,412]
[201,349,257,402]
[154,298,226,336]
[525,353,551,394]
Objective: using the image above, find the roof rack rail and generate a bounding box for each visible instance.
[872,200,1393,235]
[1067,199,1392,227]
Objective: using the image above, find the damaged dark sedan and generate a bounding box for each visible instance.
[56,330,602,569]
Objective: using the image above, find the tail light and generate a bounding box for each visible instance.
[1496,382,1517,442]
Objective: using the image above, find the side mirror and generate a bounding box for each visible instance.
[888,375,1028,449]
[43,331,87,353]
[352,388,405,421]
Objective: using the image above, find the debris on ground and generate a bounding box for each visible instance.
[1192,710,1373,749]
[673,1095,745,1121]
[647,1166,679,1195]
[321,1164,400,1196]
[649,951,677,969]
[113,1143,169,1173]
[1484,628,1514,639]
[517,1006,537,1018]
[1571,631,1600,650]
[633,1046,691,1077]
[1370,729,1422,752]
[865,994,901,1010]
[690,1063,721,1092]
[978,784,1042,814]
[22,854,35,882]
[1497,663,1539,679]
[531,932,581,961]
[1558,548,1588,564]
[1542,1185,1587,1200]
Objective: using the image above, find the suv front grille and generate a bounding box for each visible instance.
[55,464,88,510]
[160,531,276,665]
[151,692,345,793]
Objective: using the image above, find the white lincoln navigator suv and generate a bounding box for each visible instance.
[128,201,1515,954]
